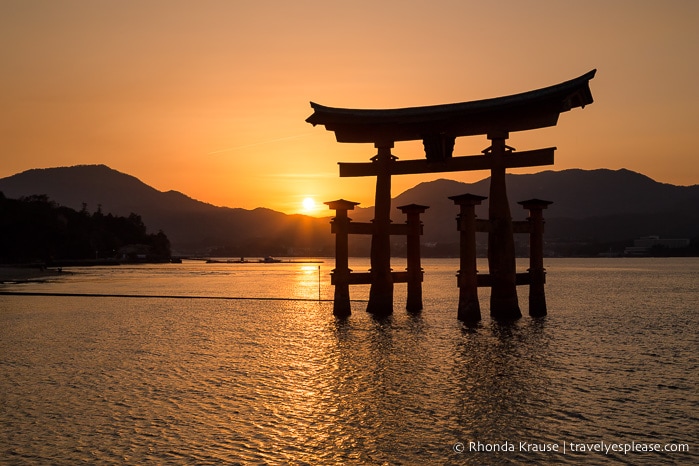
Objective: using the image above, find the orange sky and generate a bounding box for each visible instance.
[1,1,698,215]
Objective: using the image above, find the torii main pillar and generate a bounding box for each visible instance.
[366,143,395,316]
[486,133,521,319]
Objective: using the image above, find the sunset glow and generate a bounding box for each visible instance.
[302,197,317,213]
[1,1,697,213]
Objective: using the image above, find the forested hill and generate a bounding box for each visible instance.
[0,193,171,265]
[0,165,332,255]
[348,169,699,253]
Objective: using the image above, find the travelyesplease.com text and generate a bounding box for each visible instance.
[453,440,690,455]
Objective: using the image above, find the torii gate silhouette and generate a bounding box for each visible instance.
[307,70,596,320]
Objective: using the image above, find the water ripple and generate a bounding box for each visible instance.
[1,258,698,464]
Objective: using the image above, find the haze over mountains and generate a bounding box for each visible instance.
[1,165,697,256]
[358,169,699,251]
[0,165,330,256]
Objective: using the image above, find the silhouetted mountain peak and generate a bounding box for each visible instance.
[384,168,699,246]
[2,165,697,254]
[0,165,158,211]
[0,164,333,254]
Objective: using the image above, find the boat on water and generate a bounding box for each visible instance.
[204,257,323,264]
[206,258,249,264]
[205,256,280,263]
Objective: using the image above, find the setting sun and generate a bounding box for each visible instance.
[302,197,317,212]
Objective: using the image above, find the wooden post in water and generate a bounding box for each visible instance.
[450,193,487,323]
[367,143,396,317]
[398,203,429,312]
[518,199,553,317]
[486,133,522,320]
[325,199,359,318]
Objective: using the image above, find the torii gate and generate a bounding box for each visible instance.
[307,70,596,320]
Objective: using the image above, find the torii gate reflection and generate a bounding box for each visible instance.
[307,70,596,320]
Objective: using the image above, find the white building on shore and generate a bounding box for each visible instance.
[624,236,690,256]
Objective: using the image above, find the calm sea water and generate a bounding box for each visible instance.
[1,258,697,465]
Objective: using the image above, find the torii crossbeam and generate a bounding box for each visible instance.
[307,70,595,319]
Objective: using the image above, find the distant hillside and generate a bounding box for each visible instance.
[0,193,171,264]
[0,165,332,255]
[1,165,697,256]
[350,169,699,250]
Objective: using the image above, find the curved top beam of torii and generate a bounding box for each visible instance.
[306,69,596,144]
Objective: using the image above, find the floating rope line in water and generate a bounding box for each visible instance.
[0,290,369,303]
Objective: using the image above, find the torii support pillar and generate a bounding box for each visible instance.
[325,199,360,318]
[398,203,429,313]
[519,199,553,317]
[450,193,487,323]
[486,133,522,320]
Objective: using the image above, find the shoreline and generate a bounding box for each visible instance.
[0,266,66,284]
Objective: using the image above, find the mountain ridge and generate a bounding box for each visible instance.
[0,165,332,255]
[347,168,699,247]
[1,165,697,255]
